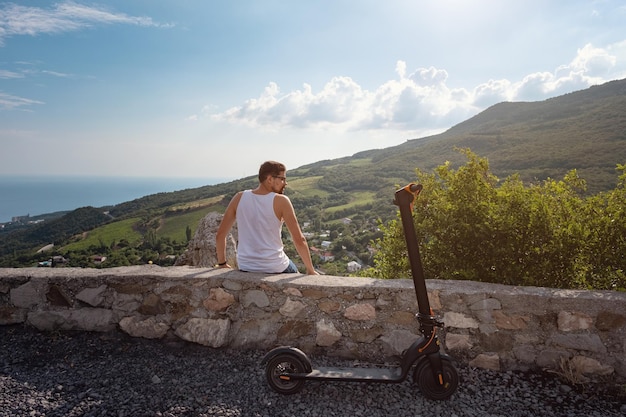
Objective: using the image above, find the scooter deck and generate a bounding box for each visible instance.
[301,366,404,382]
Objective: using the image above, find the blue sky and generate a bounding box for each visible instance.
[1,1,625,180]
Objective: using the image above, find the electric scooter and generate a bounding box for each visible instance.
[262,184,459,400]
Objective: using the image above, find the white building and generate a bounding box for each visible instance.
[347,261,361,273]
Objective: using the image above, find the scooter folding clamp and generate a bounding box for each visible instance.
[416,312,444,328]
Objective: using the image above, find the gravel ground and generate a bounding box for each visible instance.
[1,325,624,417]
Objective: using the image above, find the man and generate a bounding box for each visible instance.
[215,161,319,275]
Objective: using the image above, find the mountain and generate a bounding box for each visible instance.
[1,79,625,263]
[306,77,626,195]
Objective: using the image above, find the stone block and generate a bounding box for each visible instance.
[279,298,306,317]
[512,345,537,364]
[350,326,383,343]
[548,333,607,353]
[380,329,417,355]
[278,320,313,340]
[119,316,170,339]
[231,319,277,347]
[203,288,235,312]
[536,348,571,368]
[492,310,529,330]
[241,290,269,308]
[10,281,46,308]
[443,311,479,329]
[112,293,142,313]
[316,319,342,346]
[318,300,341,314]
[175,317,231,348]
[76,285,108,307]
[473,309,495,324]
[446,333,473,351]
[469,353,500,371]
[558,311,592,331]
[387,311,416,326]
[478,332,514,352]
[344,303,376,321]
[479,323,498,335]
[283,287,302,297]
[570,355,614,376]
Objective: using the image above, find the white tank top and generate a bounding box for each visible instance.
[236,190,290,273]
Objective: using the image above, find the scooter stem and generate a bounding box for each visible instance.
[394,184,435,333]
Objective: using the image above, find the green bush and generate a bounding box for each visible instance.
[370,149,625,291]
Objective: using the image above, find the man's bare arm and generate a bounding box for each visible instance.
[215,192,242,267]
[276,195,319,275]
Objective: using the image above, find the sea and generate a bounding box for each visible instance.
[0,176,231,223]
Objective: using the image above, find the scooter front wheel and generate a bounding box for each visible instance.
[414,357,459,400]
[265,353,307,395]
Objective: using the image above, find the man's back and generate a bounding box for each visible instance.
[236,190,289,273]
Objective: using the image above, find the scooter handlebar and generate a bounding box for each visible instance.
[394,183,423,207]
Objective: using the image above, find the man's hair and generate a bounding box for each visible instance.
[258,161,286,182]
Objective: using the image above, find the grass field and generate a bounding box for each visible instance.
[61,218,143,251]
[158,208,213,242]
[324,191,376,213]
[287,175,329,198]
[165,196,224,212]
[61,206,217,251]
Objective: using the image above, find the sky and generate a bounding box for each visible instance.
[1,1,626,181]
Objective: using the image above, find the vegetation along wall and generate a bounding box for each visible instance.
[1,265,624,383]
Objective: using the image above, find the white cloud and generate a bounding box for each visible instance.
[210,61,480,133]
[0,69,23,79]
[41,70,73,78]
[207,40,626,137]
[511,42,626,101]
[0,1,171,46]
[0,92,44,111]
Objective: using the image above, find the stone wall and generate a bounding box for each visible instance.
[1,266,624,382]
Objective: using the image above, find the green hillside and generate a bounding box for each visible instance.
[1,79,625,275]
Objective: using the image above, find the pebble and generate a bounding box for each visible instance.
[0,325,624,417]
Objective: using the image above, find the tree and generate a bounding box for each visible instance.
[370,148,626,290]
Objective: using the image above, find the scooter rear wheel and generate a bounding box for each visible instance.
[265,353,307,395]
[414,357,459,400]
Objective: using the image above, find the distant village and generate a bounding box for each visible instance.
[0,214,45,230]
[302,217,369,274]
[2,213,372,274]
[5,214,41,224]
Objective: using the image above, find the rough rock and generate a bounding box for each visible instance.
[175,317,231,348]
[119,316,170,339]
[76,285,108,307]
[316,319,342,346]
[175,212,237,267]
[470,353,501,371]
[279,297,306,317]
[344,303,376,321]
[203,287,236,312]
